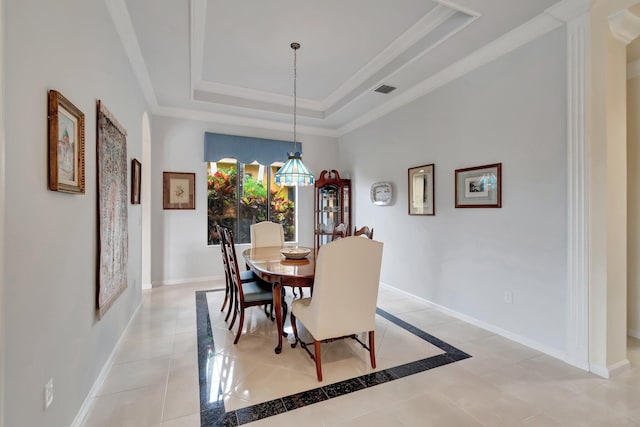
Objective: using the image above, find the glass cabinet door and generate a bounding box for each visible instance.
[315,170,351,250]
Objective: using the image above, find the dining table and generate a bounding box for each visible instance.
[242,246,315,354]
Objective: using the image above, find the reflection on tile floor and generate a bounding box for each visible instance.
[80,281,640,427]
[197,289,470,425]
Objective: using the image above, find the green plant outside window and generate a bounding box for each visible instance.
[207,160,296,245]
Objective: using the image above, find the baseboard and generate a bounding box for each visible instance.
[379,283,571,366]
[70,302,142,427]
[590,359,631,379]
[628,328,640,339]
[152,275,224,287]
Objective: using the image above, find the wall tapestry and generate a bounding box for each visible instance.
[97,101,128,317]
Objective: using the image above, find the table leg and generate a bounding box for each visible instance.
[273,282,283,354]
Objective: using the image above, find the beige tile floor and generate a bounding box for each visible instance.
[80,281,640,427]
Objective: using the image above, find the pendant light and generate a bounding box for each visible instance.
[275,42,315,186]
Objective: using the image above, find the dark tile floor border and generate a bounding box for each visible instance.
[196,289,471,426]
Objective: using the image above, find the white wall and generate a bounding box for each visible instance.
[150,116,339,285]
[3,0,148,426]
[339,28,568,354]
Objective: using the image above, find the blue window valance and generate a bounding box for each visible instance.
[204,132,296,165]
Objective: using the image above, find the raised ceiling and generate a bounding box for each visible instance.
[110,0,570,136]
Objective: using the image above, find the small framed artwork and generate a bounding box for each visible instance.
[408,164,434,215]
[131,158,141,204]
[455,163,502,208]
[163,172,195,209]
[48,90,85,193]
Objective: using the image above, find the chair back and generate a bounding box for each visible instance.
[331,223,347,241]
[216,225,230,279]
[353,225,374,239]
[306,236,383,340]
[250,221,284,248]
[221,227,245,303]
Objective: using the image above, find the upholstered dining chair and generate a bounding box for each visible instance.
[250,221,284,248]
[220,227,274,344]
[251,221,304,298]
[290,236,384,381]
[353,225,374,239]
[216,225,257,324]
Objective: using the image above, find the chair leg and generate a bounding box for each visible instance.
[290,312,299,347]
[314,340,323,381]
[220,278,230,312]
[369,331,376,369]
[224,284,234,322]
[228,297,238,330]
[233,309,245,344]
[298,287,304,297]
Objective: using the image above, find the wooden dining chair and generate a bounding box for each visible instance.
[331,223,347,241]
[216,225,257,324]
[220,227,274,344]
[353,225,374,239]
[290,236,384,381]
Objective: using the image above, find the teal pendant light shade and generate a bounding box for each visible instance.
[275,42,314,187]
[275,152,314,186]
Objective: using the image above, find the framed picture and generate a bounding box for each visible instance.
[48,90,85,193]
[131,158,141,204]
[455,163,502,208]
[408,164,434,215]
[163,172,195,209]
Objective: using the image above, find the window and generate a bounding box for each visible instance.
[207,158,296,245]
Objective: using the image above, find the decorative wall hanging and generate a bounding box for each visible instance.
[131,158,141,205]
[97,100,128,317]
[408,164,435,215]
[47,90,85,193]
[370,182,392,206]
[163,172,195,209]
[455,163,502,208]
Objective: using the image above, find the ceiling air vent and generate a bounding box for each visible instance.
[374,84,396,94]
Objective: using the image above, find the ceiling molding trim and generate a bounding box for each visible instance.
[195,80,322,111]
[326,12,478,120]
[338,12,563,136]
[434,0,482,18]
[609,9,640,45]
[319,4,460,110]
[190,0,207,98]
[105,0,158,108]
[545,0,592,23]
[153,106,339,138]
[628,59,640,80]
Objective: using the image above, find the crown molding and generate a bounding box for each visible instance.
[105,0,158,108]
[610,8,640,45]
[338,11,563,135]
[628,59,640,80]
[190,0,206,97]
[320,3,461,110]
[153,106,339,138]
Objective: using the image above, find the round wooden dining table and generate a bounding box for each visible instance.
[242,246,315,354]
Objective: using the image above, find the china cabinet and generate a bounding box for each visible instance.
[315,170,351,250]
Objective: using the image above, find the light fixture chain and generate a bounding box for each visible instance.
[293,44,297,150]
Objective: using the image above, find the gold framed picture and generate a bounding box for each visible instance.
[48,90,85,193]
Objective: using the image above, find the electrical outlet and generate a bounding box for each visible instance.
[45,378,53,409]
[504,291,513,304]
